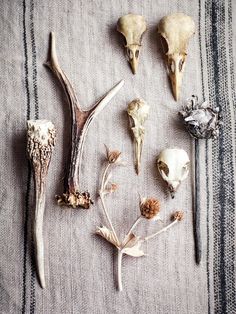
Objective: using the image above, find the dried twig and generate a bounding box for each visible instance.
[45,32,124,209]
[27,119,56,288]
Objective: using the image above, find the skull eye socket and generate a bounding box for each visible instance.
[135,50,139,59]
[160,36,169,54]
[158,161,169,176]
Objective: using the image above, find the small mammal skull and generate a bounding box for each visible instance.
[117,14,147,74]
[158,13,195,101]
[157,148,190,198]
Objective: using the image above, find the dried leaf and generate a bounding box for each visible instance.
[121,233,145,257]
[96,226,120,248]
[122,233,139,248]
[122,240,145,257]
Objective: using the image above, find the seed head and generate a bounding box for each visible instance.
[140,198,161,220]
[172,211,184,221]
[179,95,222,139]
[105,145,121,164]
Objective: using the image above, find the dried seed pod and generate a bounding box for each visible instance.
[158,13,195,101]
[27,119,56,288]
[127,98,149,174]
[179,95,222,139]
[172,211,184,221]
[117,14,147,74]
[157,148,190,198]
[105,145,122,164]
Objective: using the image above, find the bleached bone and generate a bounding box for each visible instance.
[117,14,147,74]
[157,148,190,198]
[27,119,56,288]
[158,13,195,101]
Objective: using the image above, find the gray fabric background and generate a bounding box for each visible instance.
[0,0,235,313]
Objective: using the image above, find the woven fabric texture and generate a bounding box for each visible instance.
[0,0,235,313]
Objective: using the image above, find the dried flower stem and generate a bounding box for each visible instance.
[126,215,142,237]
[144,219,179,241]
[97,148,184,292]
[179,96,222,264]
[117,250,123,291]
[100,163,120,244]
[194,139,202,264]
[45,32,124,209]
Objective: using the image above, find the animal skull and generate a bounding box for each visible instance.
[117,14,147,74]
[127,98,150,174]
[158,13,195,101]
[157,148,190,198]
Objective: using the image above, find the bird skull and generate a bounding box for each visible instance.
[158,13,195,101]
[157,148,190,198]
[127,98,150,174]
[117,14,147,74]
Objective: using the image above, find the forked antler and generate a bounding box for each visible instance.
[45,32,124,209]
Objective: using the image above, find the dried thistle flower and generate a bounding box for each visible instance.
[179,96,221,265]
[172,211,184,221]
[45,32,124,209]
[117,14,147,74]
[179,95,222,139]
[140,198,160,220]
[127,98,149,174]
[158,13,195,100]
[96,148,183,292]
[27,119,56,289]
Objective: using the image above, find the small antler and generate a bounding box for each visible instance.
[45,32,124,209]
[27,119,56,288]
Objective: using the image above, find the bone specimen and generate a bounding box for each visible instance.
[96,147,184,291]
[117,14,147,74]
[179,96,222,264]
[157,148,190,198]
[127,98,149,174]
[27,119,56,289]
[158,13,195,101]
[45,32,124,209]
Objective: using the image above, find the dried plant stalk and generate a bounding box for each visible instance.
[27,119,56,288]
[179,96,222,264]
[45,32,124,209]
[96,147,184,291]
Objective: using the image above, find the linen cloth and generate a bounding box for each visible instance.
[0,0,235,313]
